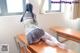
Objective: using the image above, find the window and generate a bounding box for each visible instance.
[50,0,61,12]
[41,0,74,13]
[42,0,62,13]
[0,0,29,16]
[0,8,1,14]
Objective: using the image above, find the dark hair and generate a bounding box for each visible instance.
[26,3,33,13]
[20,3,37,24]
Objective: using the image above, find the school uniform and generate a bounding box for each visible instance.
[21,12,65,49]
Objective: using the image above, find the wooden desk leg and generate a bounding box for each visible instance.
[56,34,68,43]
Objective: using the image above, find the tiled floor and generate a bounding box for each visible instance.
[64,40,80,53]
[47,31,80,53]
[52,36,80,53]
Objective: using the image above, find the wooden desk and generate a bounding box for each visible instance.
[18,34,75,53]
[50,27,80,43]
[29,41,75,53]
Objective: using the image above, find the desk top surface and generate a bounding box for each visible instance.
[18,34,75,53]
[29,41,74,53]
[50,27,80,40]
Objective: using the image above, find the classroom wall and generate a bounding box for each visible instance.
[0,15,24,53]
[30,0,78,30]
[0,0,80,53]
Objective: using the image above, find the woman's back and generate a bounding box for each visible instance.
[22,18,37,35]
[21,11,38,35]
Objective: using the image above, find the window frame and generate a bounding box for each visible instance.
[0,0,26,16]
[48,0,62,12]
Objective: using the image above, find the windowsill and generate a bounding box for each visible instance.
[0,12,23,16]
[39,11,64,15]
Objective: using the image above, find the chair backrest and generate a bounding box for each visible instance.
[15,34,31,53]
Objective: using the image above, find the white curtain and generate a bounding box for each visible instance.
[64,1,74,19]
[38,0,45,13]
[38,0,49,13]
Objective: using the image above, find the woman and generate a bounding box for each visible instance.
[20,3,67,50]
[27,28,66,49]
[20,3,38,35]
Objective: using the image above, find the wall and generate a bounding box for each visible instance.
[0,0,80,53]
[0,15,24,53]
[29,0,79,30]
[29,0,67,30]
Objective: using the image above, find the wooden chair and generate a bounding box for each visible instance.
[15,34,31,53]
